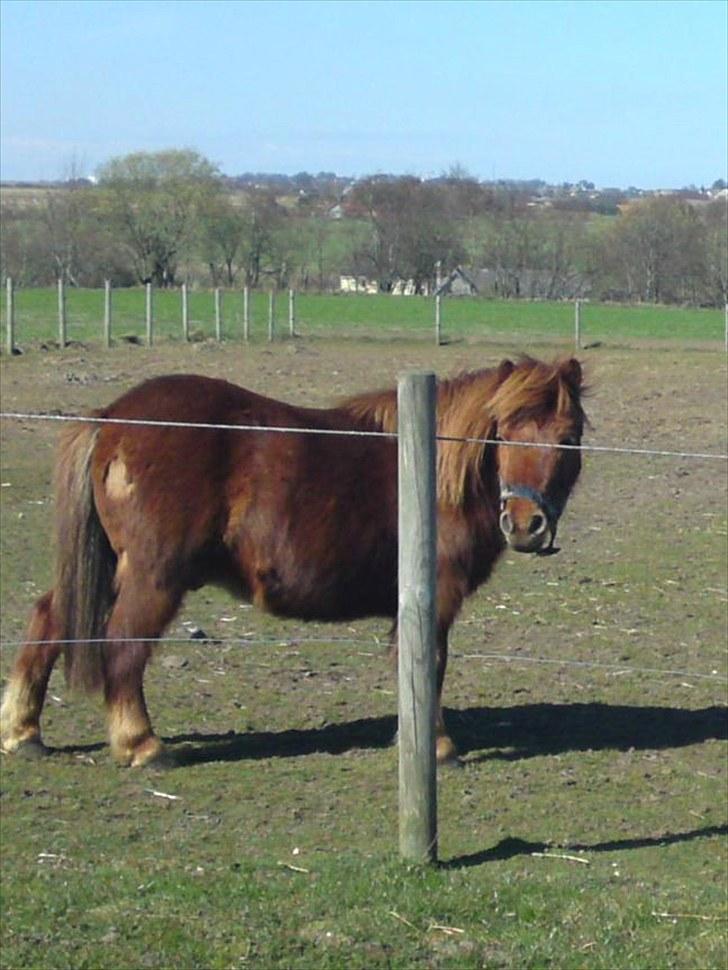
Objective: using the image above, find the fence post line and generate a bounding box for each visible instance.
[243,286,250,341]
[181,283,189,341]
[57,278,66,348]
[145,282,153,346]
[6,277,15,356]
[215,287,222,341]
[103,280,112,348]
[435,294,442,346]
[575,299,582,350]
[397,371,438,865]
[288,288,296,338]
[268,290,276,342]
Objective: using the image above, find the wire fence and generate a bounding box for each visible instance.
[1,400,726,691]
[2,409,727,462]
[3,281,728,353]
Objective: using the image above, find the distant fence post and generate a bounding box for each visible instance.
[6,277,15,356]
[289,289,296,338]
[575,299,581,350]
[724,303,727,353]
[435,295,442,346]
[145,283,153,346]
[57,278,66,348]
[103,280,112,348]
[397,371,438,865]
[268,290,276,342]
[215,287,222,341]
[243,286,250,341]
[181,283,189,341]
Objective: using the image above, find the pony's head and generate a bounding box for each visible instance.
[491,357,586,554]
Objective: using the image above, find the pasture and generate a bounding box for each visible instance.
[0,336,726,969]
[1,286,725,350]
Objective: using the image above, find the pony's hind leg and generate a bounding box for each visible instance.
[0,591,62,756]
[103,577,181,767]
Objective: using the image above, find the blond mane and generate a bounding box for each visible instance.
[341,357,584,508]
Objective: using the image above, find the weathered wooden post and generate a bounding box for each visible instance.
[182,283,189,342]
[288,288,296,338]
[145,282,153,346]
[215,287,222,341]
[6,277,15,356]
[243,286,250,342]
[57,278,67,348]
[435,294,442,346]
[103,280,112,348]
[268,290,276,342]
[575,299,582,350]
[397,371,438,864]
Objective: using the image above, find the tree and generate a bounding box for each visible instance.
[97,149,220,286]
[605,197,706,303]
[351,177,464,292]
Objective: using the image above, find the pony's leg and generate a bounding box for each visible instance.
[103,579,181,767]
[0,591,61,755]
[435,628,458,764]
[389,625,459,765]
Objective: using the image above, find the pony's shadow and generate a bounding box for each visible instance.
[443,824,728,869]
[157,700,726,766]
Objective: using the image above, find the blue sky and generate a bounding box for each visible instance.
[1,0,725,187]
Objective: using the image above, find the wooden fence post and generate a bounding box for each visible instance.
[146,282,153,346]
[289,288,296,338]
[435,295,442,346]
[243,286,250,342]
[6,277,15,356]
[575,299,582,350]
[268,290,276,342]
[182,283,189,342]
[57,278,66,348]
[397,371,438,865]
[103,280,112,348]
[215,287,222,341]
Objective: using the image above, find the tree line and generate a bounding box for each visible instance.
[1,149,725,306]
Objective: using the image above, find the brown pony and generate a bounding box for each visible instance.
[0,356,585,766]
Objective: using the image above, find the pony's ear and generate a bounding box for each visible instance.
[560,357,583,390]
[495,358,515,383]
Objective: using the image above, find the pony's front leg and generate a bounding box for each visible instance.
[0,591,61,756]
[103,582,180,767]
[435,628,458,764]
[389,625,459,765]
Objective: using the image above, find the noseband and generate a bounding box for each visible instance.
[499,481,565,547]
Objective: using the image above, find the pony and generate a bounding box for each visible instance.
[0,356,586,766]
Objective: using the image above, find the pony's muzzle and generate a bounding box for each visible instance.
[499,500,551,553]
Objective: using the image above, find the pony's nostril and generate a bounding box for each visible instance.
[500,511,514,535]
[529,514,546,535]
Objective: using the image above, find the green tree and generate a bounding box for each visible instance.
[97,149,220,286]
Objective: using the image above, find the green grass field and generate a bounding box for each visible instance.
[1,340,726,969]
[1,286,724,351]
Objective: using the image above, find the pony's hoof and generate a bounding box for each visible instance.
[15,737,51,760]
[436,736,460,765]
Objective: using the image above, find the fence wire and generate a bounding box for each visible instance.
[1,409,726,461]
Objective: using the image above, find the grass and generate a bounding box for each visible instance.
[0,287,724,351]
[0,340,726,968]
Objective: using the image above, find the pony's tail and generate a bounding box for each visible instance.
[53,421,117,693]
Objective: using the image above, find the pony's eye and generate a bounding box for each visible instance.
[561,435,579,448]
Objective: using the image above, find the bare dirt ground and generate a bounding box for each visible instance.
[1,338,726,969]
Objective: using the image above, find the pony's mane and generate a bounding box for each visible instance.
[489,356,584,430]
[339,357,584,507]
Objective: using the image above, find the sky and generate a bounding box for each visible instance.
[1,0,726,188]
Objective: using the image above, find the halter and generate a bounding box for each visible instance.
[499,481,565,547]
